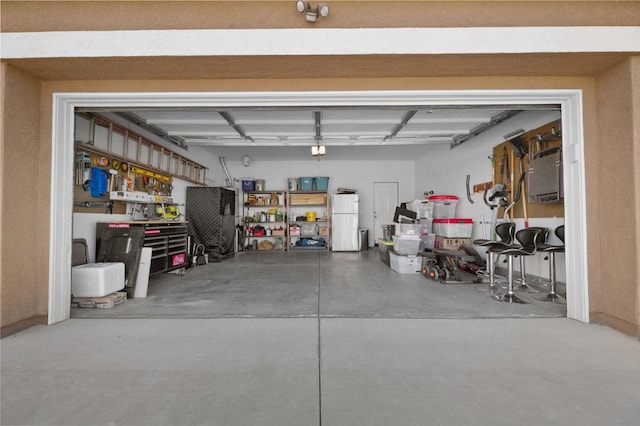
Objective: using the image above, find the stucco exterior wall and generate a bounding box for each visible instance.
[590,58,639,336]
[0,64,48,335]
[2,73,612,334]
[1,0,639,336]
[3,0,639,31]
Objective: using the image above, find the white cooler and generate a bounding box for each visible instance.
[72,262,125,298]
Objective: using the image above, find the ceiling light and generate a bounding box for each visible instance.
[296,1,329,23]
[311,145,326,156]
[242,155,251,167]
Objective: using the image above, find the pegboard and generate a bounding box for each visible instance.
[73,150,173,215]
[492,119,564,221]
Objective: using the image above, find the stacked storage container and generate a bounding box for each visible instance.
[428,195,473,250]
[390,223,421,274]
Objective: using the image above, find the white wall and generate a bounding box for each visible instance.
[222,158,416,247]
[414,110,565,282]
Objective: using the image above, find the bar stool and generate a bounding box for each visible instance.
[514,227,548,293]
[492,227,543,304]
[536,225,566,304]
[474,222,516,294]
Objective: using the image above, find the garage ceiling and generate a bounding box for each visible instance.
[102,106,551,161]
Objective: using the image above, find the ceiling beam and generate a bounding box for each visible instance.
[219,111,253,144]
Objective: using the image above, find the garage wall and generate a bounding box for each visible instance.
[0,64,48,336]
[414,110,565,281]
[0,71,636,335]
[223,158,416,246]
[592,58,640,336]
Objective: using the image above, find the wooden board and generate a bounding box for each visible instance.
[491,119,564,221]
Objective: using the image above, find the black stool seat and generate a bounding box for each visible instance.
[473,222,515,247]
[474,222,516,294]
[491,227,543,304]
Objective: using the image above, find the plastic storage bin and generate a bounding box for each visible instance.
[392,235,421,255]
[394,223,421,237]
[419,234,436,250]
[419,218,433,235]
[389,251,421,274]
[72,262,125,297]
[428,195,459,219]
[433,218,474,238]
[299,177,314,191]
[315,176,329,191]
[242,179,255,191]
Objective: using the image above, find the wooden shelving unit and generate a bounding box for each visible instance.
[242,190,287,252]
[287,191,330,251]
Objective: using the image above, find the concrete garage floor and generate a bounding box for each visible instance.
[2,318,640,425]
[6,252,639,425]
[71,250,567,319]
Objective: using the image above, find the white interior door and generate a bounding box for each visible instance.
[373,182,399,243]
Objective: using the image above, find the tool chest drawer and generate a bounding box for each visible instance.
[97,221,188,275]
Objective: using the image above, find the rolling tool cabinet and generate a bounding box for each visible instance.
[96,221,189,277]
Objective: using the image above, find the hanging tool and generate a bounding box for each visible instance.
[466,175,488,239]
[506,130,529,227]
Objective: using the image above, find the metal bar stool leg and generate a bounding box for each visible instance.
[492,254,528,304]
[515,255,540,293]
[537,251,566,304]
[477,251,501,294]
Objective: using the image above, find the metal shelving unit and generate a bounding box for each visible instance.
[243,190,287,251]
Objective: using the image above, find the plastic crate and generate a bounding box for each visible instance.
[433,218,473,238]
[242,179,255,191]
[428,195,459,219]
[299,177,314,191]
[394,223,420,237]
[389,251,421,274]
[315,176,329,191]
[392,235,421,255]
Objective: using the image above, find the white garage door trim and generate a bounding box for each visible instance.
[3,27,639,58]
[50,89,588,324]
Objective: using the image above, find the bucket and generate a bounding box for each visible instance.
[288,178,299,191]
[254,179,265,191]
[306,211,317,222]
[382,224,395,241]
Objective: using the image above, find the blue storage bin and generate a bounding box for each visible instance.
[242,179,255,191]
[315,176,329,191]
[299,177,314,191]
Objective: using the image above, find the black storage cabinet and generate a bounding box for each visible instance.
[186,186,236,261]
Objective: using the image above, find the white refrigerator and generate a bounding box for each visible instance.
[331,194,359,251]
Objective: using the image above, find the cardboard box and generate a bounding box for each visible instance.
[290,193,326,205]
[434,236,471,251]
[71,291,127,309]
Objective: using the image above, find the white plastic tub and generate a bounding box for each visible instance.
[394,223,420,237]
[392,235,421,255]
[72,262,125,298]
[433,218,474,238]
[389,251,421,274]
[428,195,459,219]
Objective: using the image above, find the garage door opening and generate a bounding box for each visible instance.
[50,90,588,324]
